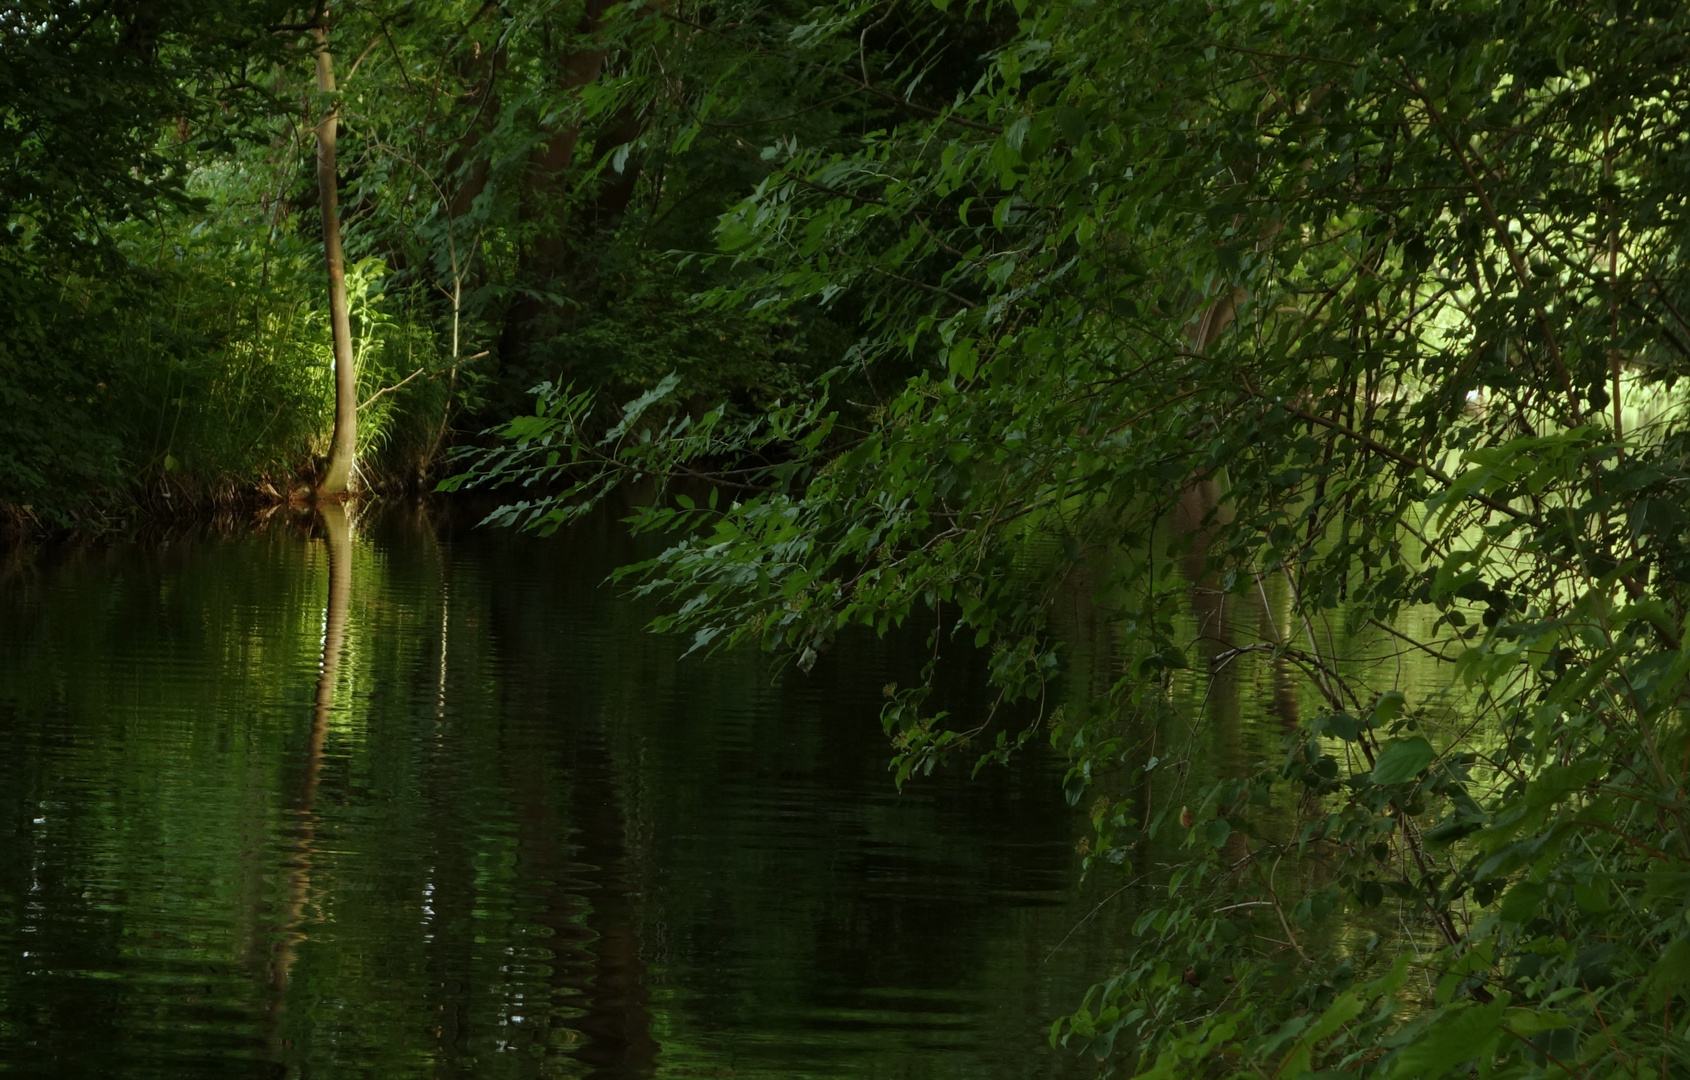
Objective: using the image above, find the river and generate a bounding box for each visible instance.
[0,503,1138,1079]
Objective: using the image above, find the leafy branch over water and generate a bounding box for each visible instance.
[457,0,1690,1076]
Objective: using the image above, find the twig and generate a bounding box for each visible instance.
[359,367,428,409]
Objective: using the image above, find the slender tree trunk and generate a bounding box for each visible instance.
[313,20,357,500]
[496,1,616,372]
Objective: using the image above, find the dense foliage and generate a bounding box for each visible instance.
[13,0,1690,1074]
[460,0,1690,1076]
[2,0,277,521]
[0,0,849,527]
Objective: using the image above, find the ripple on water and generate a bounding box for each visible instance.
[2,509,1117,1080]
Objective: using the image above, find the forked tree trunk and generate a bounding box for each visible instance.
[313,19,357,499]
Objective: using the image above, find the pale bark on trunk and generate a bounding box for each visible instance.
[314,21,358,500]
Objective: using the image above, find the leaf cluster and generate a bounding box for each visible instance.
[463,1,1690,1073]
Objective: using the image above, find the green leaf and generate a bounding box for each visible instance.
[1573,878,1610,913]
[1372,690,1406,724]
[1645,936,1690,1009]
[1383,998,1509,1078]
[1499,881,1547,924]
[1305,987,1365,1044]
[1368,737,1434,785]
[1325,712,1366,741]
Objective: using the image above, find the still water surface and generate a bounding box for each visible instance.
[0,505,1126,1079]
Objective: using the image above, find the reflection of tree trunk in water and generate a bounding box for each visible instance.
[508,715,659,1079]
[1176,480,1241,763]
[1173,478,1231,650]
[269,503,352,1041]
[1173,478,1300,736]
[1173,481,1252,863]
[1254,577,1301,729]
[568,727,659,1079]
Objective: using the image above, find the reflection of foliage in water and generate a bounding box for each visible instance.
[0,510,1119,1079]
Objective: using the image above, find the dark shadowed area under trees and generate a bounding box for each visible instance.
[5,1,1690,1077]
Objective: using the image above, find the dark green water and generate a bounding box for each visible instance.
[0,505,1113,1079]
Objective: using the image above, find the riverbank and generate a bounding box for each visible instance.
[0,456,455,549]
